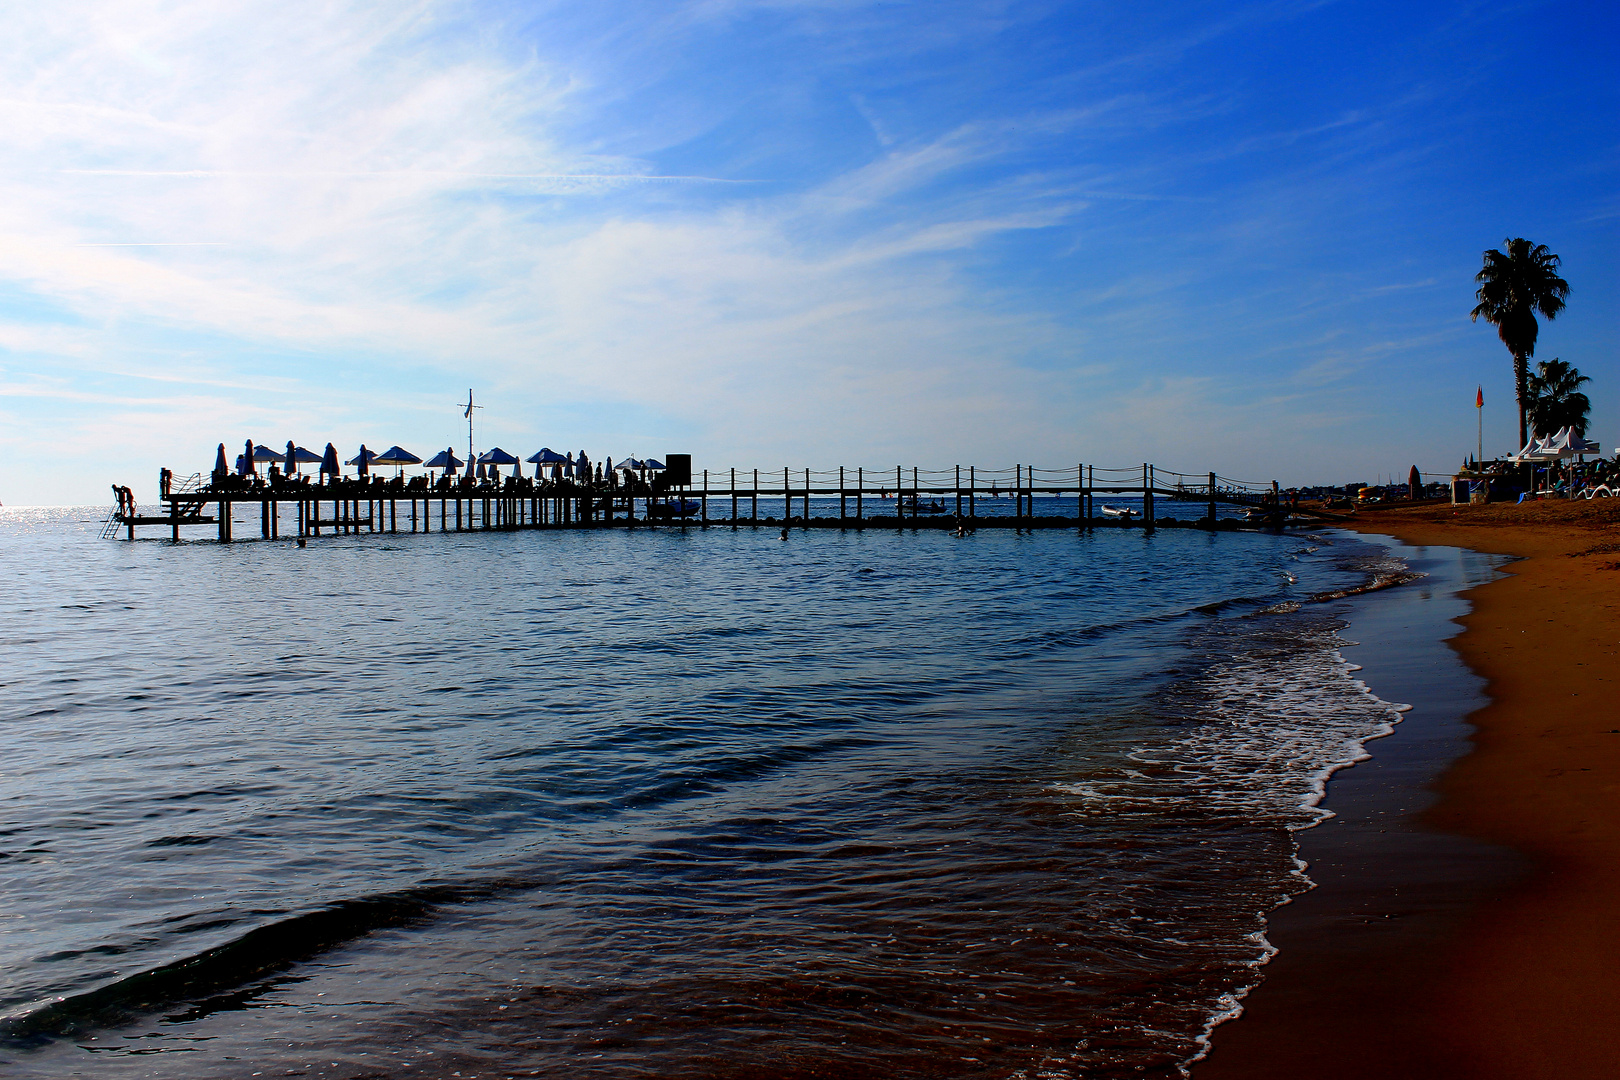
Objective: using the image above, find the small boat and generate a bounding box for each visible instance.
[904,497,946,514]
[1099,505,1138,519]
[648,499,702,519]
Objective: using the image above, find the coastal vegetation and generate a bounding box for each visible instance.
[1527,358,1593,438]
[1471,238,1571,448]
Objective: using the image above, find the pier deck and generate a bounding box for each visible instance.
[107,464,1344,541]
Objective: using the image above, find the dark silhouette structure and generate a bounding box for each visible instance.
[1471,237,1570,448]
[1526,358,1592,438]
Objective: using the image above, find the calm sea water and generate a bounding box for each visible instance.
[3,507,1411,1079]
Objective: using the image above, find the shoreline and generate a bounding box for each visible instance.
[1197,500,1620,1079]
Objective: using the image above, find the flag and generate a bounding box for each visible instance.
[1475,386,1483,409]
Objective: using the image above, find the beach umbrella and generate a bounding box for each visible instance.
[252,444,283,464]
[527,448,568,465]
[577,451,591,476]
[478,448,518,479]
[511,457,522,480]
[320,442,340,481]
[476,461,487,479]
[213,443,229,480]
[373,445,421,478]
[355,445,372,477]
[283,442,322,475]
[424,448,463,471]
[290,446,323,473]
[643,458,666,470]
[465,455,477,479]
[374,446,422,466]
[240,439,256,475]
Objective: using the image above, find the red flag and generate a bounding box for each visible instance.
[1476,386,1483,409]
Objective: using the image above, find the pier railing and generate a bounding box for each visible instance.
[109,461,1334,542]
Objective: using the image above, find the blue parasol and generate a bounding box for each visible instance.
[478,448,520,466]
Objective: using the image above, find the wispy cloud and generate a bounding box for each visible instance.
[0,0,1611,504]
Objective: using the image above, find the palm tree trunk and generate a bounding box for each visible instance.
[1513,352,1529,449]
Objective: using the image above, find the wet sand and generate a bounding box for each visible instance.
[1198,499,1620,1080]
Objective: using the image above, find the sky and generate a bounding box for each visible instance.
[0,0,1614,505]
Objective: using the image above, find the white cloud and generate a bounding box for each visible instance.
[1,0,1597,505]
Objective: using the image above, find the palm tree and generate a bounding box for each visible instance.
[1471,238,1570,448]
[1526,358,1592,438]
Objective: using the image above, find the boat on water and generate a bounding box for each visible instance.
[903,497,947,515]
[648,499,703,519]
[1099,504,1138,519]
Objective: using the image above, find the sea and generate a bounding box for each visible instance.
[0,499,1485,1079]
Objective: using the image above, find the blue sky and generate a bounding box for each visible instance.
[0,0,1614,504]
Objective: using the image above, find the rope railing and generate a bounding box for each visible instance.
[699,464,1283,491]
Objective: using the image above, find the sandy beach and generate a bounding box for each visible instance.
[1200,498,1620,1079]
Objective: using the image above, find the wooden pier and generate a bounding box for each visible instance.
[107,463,1343,542]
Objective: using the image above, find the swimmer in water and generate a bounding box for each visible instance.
[779,527,790,540]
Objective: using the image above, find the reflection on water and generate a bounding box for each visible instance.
[1,509,1395,1078]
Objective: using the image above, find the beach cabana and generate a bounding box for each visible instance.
[1506,437,1558,463]
[1537,428,1602,458]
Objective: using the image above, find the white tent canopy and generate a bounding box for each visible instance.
[1517,427,1603,461]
